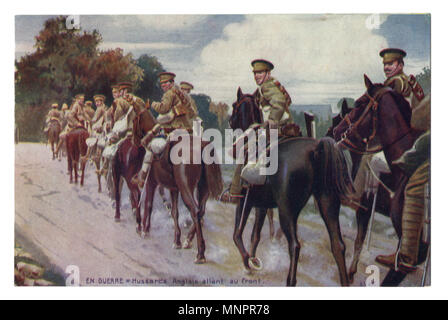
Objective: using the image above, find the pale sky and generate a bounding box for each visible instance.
[15,14,430,110]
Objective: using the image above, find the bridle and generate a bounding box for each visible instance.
[337,86,410,155]
[230,94,262,129]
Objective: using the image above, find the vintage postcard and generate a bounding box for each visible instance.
[14,14,430,287]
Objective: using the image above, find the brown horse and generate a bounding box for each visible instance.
[133,108,223,264]
[230,88,355,286]
[48,120,61,160]
[66,127,89,185]
[110,136,145,227]
[327,99,395,283]
[333,75,426,286]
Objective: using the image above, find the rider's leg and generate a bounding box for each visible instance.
[398,161,429,272]
[133,149,153,189]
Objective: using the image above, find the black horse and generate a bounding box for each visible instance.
[333,75,427,286]
[229,88,355,286]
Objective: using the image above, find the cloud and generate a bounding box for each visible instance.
[99,41,190,52]
[109,15,207,31]
[188,14,428,107]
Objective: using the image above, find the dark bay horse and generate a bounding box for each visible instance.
[110,135,146,231]
[333,75,426,286]
[133,107,223,264]
[327,99,394,283]
[66,127,89,185]
[230,88,355,286]
[48,120,61,160]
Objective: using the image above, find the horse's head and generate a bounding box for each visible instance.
[326,99,353,138]
[132,105,158,147]
[229,87,262,131]
[334,74,413,157]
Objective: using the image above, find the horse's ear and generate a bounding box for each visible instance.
[237,87,243,100]
[341,99,349,116]
[364,74,373,90]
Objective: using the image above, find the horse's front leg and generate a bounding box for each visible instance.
[233,194,253,271]
[141,182,156,239]
[348,194,372,284]
[249,208,268,271]
[169,190,181,249]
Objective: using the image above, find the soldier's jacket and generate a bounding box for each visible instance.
[255,77,293,125]
[46,109,62,123]
[186,94,199,127]
[71,101,88,124]
[152,85,192,130]
[112,97,132,123]
[91,104,108,132]
[384,72,422,109]
[84,106,95,122]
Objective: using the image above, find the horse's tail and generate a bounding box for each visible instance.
[313,137,355,197]
[203,161,224,200]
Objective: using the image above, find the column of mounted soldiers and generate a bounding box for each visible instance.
[43,48,429,274]
[43,74,200,187]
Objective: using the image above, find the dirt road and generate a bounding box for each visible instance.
[15,143,428,286]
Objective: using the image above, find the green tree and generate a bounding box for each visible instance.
[15,16,144,142]
[135,54,165,103]
[416,66,431,95]
[192,94,219,130]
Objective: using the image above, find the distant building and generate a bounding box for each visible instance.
[290,104,333,121]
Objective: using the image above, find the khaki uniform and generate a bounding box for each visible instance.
[84,105,95,122]
[384,71,425,111]
[187,94,199,127]
[91,104,107,132]
[152,85,192,131]
[71,101,87,126]
[230,76,294,196]
[46,109,62,124]
[394,98,430,269]
[255,77,293,126]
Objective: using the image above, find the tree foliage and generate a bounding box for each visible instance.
[15,16,144,141]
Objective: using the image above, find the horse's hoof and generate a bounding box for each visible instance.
[172,243,182,250]
[248,257,263,271]
[141,231,150,239]
[195,257,206,264]
[114,218,120,223]
[183,240,193,249]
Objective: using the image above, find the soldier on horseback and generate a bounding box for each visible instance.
[180,81,202,132]
[132,72,194,188]
[101,82,145,177]
[228,59,296,200]
[381,48,425,109]
[43,103,62,134]
[82,95,108,165]
[375,49,430,272]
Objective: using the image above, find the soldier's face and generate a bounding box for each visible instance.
[79,97,84,103]
[181,88,191,94]
[95,100,102,107]
[254,71,269,85]
[384,60,403,78]
[161,81,173,92]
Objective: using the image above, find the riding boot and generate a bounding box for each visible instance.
[397,161,429,273]
[132,150,153,189]
[375,253,397,269]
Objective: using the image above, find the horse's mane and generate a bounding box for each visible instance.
[356,84,412,127]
